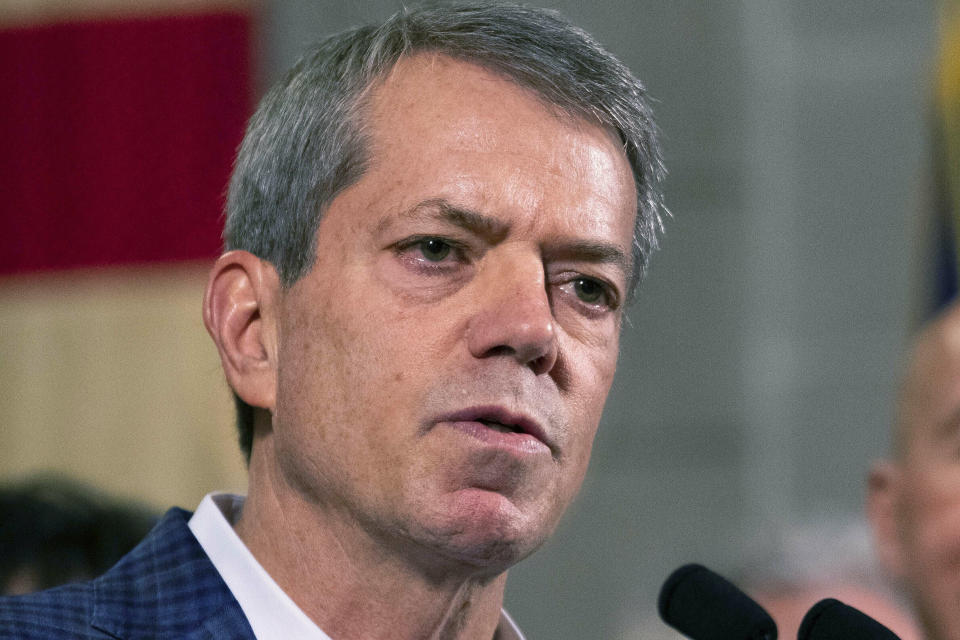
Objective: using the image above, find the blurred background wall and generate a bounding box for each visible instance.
[0,0,253,508]
[0,0,945,638]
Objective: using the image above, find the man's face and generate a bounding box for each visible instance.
[269,54,637,573]
[887,321,960,640]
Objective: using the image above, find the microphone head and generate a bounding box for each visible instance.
[658,563,777,640]
[798,598,901,640]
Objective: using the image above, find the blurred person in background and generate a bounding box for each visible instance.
[870,300,960,640]
[843,3,960,639]
[0,475,158,596]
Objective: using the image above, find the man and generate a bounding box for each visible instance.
[0,3,664,638]
[869,300,960,640]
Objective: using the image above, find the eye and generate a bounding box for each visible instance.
[392,235,469,274]
[572,277,606,304]
[553,273,621,316]
[419,238,452,262]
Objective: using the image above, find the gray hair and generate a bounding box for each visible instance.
[225,1,666,460]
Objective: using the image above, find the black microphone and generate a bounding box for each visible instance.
[798,598,901,640]
[658,563,777,640]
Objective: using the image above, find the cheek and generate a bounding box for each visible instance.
[273,300,431,497]
[903,474,960,573]
[275,295,389,439]
[561,346,618,470]
[572,337,619,414]
[902,488,960,640]
[276,281,459,443]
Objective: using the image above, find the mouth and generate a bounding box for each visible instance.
[478,419,520,434]
[437,405,553,453]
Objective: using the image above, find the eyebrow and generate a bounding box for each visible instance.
[387,198,510,242]
[383,197,631,276]
[542,241,631,278]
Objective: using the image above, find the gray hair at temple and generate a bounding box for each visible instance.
[224,1,667,460]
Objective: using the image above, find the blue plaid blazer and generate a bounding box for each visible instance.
[0,508,255,639]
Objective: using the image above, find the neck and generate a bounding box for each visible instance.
[235,440,509,640]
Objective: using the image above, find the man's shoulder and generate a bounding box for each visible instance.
[0,581,98,638]
[0,506,252,639]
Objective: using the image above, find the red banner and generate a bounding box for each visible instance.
[0,10,252,274]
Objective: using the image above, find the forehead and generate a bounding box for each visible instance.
[358,53,637,241]
[900,317,960,453]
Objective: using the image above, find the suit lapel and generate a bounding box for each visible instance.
[90,507,255,639]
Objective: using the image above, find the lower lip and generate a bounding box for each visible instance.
[443,421,551,455]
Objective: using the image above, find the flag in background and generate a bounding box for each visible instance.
[930,0,960,314]
[0,0,255,508]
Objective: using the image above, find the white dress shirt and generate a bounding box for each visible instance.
[189,493,333,640]
[188,492,526,640]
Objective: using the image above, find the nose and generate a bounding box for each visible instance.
[466,252,558,375]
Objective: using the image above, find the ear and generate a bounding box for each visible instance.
[203,250,280,412]
[867,460,908,577]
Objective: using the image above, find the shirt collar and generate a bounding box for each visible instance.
[189,492,333,640]
[188,492,526,640]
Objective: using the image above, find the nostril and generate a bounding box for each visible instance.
[483,345,515,358]
[528,342,558,376]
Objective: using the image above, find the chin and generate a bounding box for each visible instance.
[441,532,535,572]
[413,488,556,573]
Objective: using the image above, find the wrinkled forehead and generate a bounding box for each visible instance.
[363,54,637,233]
